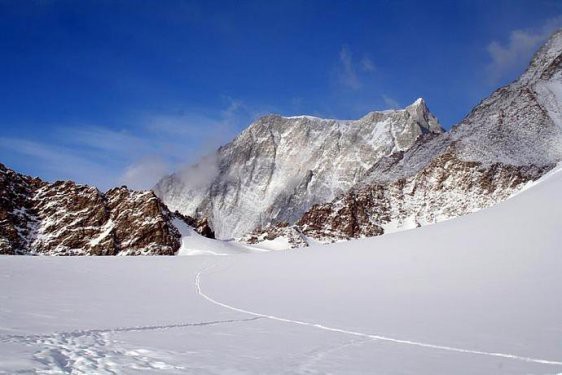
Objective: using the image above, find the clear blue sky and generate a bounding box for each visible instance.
[0,0,561,190]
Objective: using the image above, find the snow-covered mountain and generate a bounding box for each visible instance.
[0,163,214,255]
[243,29,562,247]
[155,98,443,239]
[2,30,560,254]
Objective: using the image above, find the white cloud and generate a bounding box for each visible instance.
[336,47,376,91]
[119,157,170,190]
[382,95,400,109]
[486,16,562,82]
[0,137,117,189]
[361,57,375,72]
[175,153,219,190]
[1,98,256,191]
[60,126,152,163]
[117,99,253,190]
[338,46,361,90]
[143,98,249,163]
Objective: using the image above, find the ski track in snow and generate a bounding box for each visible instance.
[195,266,562,367]
[1,317,262,374]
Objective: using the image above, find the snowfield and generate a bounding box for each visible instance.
[1,167,561,374]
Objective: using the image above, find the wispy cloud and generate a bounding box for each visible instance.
[0,137,118,189]
[338,46,361,90]
[486,16,562,83]
[1,98,256,191]
[119,156,170,190]
[381,95,400,109]
[360,57,376,72]
[335,46,376,91]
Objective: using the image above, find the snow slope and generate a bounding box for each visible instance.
[172,218,261,256]
[1,167,561,374]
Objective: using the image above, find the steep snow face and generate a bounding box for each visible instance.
[450,29,562,167]
[155,99,443,238]
[172,218,261,256]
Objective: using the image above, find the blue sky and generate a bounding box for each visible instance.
[0,0,561,190]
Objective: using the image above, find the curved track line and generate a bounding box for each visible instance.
[195,267,562,366]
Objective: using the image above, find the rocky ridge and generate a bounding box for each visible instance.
[0,163,212,255]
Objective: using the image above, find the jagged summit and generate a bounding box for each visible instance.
[259,98,441,136]
[155,100,443,238]
[280,98,436,124]
[410,97,425,106]
[447,29,562,166]
[405,97,443,133]
[520,28,562,84]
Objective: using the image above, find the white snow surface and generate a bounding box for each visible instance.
[1,169,562,374]
[172,218,260,256]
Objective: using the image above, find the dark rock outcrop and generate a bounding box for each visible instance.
[0,164,212,255]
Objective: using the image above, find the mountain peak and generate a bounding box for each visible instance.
[408,97,426,108]
[404,97,444,134]
[540,28,562,57]
[520,28,562,83]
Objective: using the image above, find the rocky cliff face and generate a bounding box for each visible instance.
[155,98,443,239]
[282,153,551,245]
[0,164,212,255]
[242,29,562,247]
